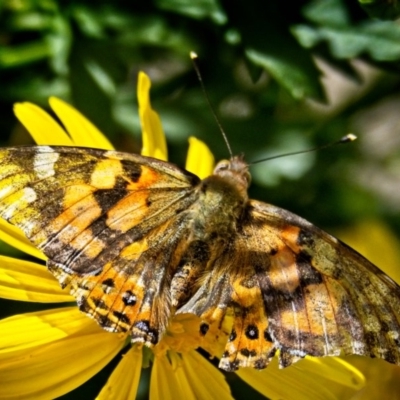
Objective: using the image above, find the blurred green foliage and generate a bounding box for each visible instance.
[1,0,400,398]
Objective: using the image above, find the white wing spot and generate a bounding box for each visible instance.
[33,150,59,179]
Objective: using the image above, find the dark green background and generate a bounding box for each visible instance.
[1,0,400,398]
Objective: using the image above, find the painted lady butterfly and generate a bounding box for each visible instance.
[0,145,399,371]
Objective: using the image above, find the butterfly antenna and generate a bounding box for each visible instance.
[250,134,357,165]
[190,52,233,158]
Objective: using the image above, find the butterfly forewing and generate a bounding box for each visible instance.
[0,146,203,342]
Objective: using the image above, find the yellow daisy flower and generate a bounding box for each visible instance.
[0,72,366,399]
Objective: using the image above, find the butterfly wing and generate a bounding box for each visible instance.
[179,199,400,371]
[0,146,201,343]
[178,247,277,371]
[248,200,400,366]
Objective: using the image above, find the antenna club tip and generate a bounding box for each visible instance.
[190,51,198,60]
[341,133,357,143]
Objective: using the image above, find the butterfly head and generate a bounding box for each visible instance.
[213,156,251,198]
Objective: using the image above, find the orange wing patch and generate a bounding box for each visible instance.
[106,190,150,233]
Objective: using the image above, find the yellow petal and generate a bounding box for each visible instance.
[345,356,400,399]
[0,308,125,400]
[138,71,168,161]
[0,307,92,360]
[150,353,191,400]
[337,219,400,285]
[0,218,46,260]
[97,345,142,400]
[0,255,72,302]
[236,355,364,400]
[293,356,364,389]
[49,97,114,150]
[13,102,73,145]
[185,137,215,179]
[178,351,233,400]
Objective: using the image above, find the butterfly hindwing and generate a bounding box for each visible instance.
[177,222,278,371]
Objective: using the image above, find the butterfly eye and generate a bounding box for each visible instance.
[215,160,230,173]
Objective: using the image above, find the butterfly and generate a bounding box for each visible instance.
[0,145,399,371]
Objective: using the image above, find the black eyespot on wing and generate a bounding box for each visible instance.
[200,323,209,335]
[245,325,259,340]
[122,290,137,306]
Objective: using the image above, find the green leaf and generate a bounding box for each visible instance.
[7,11,53,31]
[0,41,50,68]
[46,14,71,75]
[220,2,323,100]
[155,0,227,24]
[116,15,194,52]
[72,5,107,38]
[295,0,400,62]
[245,48,323,100]
[303,0,350,27]
[293,20,400,61]
[359,0,400,20]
